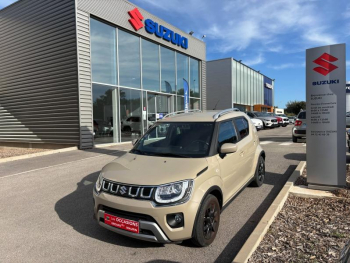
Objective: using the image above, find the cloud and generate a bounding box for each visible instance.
[268,62,305,70]
[243,54,265,66]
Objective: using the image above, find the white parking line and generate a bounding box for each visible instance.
[260,141,274,145]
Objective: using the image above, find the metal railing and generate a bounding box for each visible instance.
[163,109,202,119]
[213,108,240,120]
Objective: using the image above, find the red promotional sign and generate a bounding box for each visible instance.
[104,213,139,233]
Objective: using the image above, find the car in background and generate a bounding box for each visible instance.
[292,111,306,142]
[94,120,112,137]
[249,117,263,130]
[288,116,296,124]
[276,114,290,127]
[267,113,283,127]
[246,111,278,128]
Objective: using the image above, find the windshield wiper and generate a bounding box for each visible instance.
[156,152,191,158]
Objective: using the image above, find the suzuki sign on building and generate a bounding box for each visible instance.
[306,43,346,188]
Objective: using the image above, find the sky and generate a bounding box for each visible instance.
[1,0,350,108]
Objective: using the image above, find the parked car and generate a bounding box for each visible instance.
[93,109,265,247]
[249,117,263,131]
[276,114,290,127]
[246,111,278,128]
[288,116,296,124]
[267,113,283,127]
[94,120,112,137]
[292,111,306,142]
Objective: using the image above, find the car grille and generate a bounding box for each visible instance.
[101,179,155,200]
[271,119,277,123]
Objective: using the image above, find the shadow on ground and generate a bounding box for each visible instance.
[213,165,298,262]
[54,170,162,249]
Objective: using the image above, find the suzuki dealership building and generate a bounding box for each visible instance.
[0,0,206,149]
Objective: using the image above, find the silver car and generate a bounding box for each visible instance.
[292,111,306,142]
[246,111,278,128]
[288,116,296,124]
[277,114,290,126]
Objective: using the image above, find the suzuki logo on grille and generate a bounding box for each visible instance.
[313,53,338,76]
[119,186,127,195]
[128,8,144,31]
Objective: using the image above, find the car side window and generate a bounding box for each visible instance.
[298,111,306,119]
[247,112,253,118]
[234,117,249,139]
[217,121,238,151]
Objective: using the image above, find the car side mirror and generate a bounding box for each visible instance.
[132,139,138,146]
[220,143,237,154]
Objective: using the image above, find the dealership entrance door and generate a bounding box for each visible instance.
[144,92,174,133]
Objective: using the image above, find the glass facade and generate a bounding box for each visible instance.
[176,53,189,95]
[90,19,117,85]
[232,59,266,107]
[90,18,202,144]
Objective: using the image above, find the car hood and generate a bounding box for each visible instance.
[101,153,209,185]
[251,118,263,125]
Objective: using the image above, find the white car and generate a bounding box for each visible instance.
[250,118,263,130]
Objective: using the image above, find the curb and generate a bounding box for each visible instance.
[233,161,306,263]
[0,146,78,164]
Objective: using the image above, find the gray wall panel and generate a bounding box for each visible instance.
[206,59,232,110]
[76,9,93,149]
[0,0,79,145]
[77,0,205,61]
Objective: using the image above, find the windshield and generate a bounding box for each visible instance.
[254,112,271,117]
[131,122,214,158]
[279,114,287,117]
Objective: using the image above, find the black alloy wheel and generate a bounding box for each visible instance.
[250,156,265,187]
[191,194,220,247]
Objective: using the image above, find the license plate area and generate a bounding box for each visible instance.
[104,213,139,233]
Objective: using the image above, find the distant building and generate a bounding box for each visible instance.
[206,58,274,112]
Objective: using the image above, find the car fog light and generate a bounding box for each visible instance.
[167,213,184,228]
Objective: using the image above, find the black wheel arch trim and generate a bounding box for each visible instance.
[191,185,223,238]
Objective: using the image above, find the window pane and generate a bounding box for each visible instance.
[218,121,238,150]
[90,19,116,85]
[161,47,175,94]
[142,39,159,91]
[119,30,140,88]
[177,53,189,95]
[190,98,200,110]
[177,96,184,111]
[92,84,113,144]
[120,88,142,142]
[234,118,249,139]
[190,58,200,98]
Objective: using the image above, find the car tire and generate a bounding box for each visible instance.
[250,156,265,187]
[191,194,220,247]
[292,135,298,143]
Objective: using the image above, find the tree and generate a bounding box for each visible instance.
[285,100,306,115]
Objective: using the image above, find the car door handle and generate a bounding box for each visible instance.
[240,151,244,157]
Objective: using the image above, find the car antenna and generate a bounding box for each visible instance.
[213,99,220,110]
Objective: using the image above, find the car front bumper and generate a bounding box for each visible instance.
[93,189,200,243]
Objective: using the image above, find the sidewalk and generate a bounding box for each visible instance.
[0,143,132,178]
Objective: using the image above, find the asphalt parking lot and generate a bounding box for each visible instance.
[0,125,306,263]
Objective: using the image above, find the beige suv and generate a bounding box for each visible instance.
[93,109,265,247]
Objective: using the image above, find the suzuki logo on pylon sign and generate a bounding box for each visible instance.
[313,53,338,76]
[128,8,144,31]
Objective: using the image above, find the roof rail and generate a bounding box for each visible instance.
[213,108,240,120]
[163,109,202,119]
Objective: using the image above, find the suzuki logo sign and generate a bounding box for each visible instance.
[127,8,188,49]
[128,8,144,31]
[313,53,338,76]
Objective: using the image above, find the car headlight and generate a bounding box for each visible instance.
[95,172,103,193]
[154,180,193,204]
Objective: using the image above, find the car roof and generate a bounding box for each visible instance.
[158,110,248,123]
